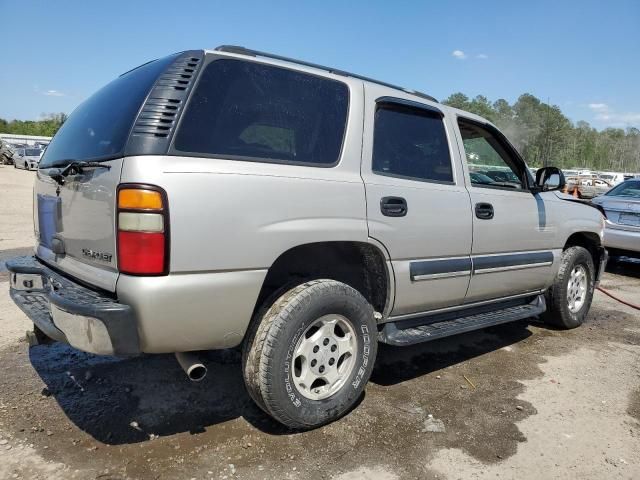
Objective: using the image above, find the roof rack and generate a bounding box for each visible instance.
[214,45,438,103]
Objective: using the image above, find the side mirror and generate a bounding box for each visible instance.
[535,167,566,192]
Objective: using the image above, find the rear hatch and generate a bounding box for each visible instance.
[600,197,640,227]
[35,52,200,292]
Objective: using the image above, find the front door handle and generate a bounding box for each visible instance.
[475,202,494,220]
[381,196,408,217]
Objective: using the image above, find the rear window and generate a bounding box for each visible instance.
[173,59,349,166]
[606,180,640,198]
[40,55,177,168]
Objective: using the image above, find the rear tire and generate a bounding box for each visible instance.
[542,246,595,329]
[242,279,377,429]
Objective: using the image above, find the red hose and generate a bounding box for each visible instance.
[596,286,640,310]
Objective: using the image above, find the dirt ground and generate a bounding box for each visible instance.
[0,165,639,480]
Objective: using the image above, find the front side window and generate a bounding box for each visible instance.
[372,103,453,183]
[174,59,349,166]
[458,119,526,190]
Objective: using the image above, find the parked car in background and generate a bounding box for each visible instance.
[598,172,625,186]
[592,179,640,258]
[7,46,607,429]
[564,174,612,199]
[13,148,43,170]
[0,140,15,165]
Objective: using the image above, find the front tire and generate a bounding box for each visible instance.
[242,280,377,429]
[542,246,595,329]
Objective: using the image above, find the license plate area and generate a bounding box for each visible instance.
[619,212,640,226]
[10,272,46,292]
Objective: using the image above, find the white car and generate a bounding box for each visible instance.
[13,148,43,170]
[599,172,625,186]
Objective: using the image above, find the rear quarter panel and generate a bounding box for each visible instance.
[117,78,368,352]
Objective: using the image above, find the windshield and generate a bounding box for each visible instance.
[39,54,177,168]
[605,181,640,198]
[25,149,41,156]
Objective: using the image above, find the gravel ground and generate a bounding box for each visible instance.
[0,165,639,479]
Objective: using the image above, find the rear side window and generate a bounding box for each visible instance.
[40,55,177,168]
[173,59,349,166]
[372,104,453,183]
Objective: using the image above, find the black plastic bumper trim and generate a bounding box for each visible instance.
[6,256,140,356]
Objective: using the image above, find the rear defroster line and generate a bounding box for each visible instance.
[596,286,640,311]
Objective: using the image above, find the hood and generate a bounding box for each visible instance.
[553,191,607,217]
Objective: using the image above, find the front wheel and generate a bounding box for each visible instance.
[542,246,595,329]
[242,279,378,429]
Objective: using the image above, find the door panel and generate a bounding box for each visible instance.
[366,181,473,315]
[454,116,559,302]
[361,86,473,316]
[466,188,559,301]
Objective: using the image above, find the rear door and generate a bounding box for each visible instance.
[454,116,558,302]
[362,86,473,317]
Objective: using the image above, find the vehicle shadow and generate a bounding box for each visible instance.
[29,320,534,445]
[371,320,533,386]
[606,255,640,279]
[28,344,291,445]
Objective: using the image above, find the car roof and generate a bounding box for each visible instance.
[202,46,500,130]
[207,46,439,101]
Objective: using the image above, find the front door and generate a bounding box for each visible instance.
[454,116,559,303]
[362,86,473,318]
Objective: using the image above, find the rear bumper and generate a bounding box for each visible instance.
[7,256,139,356]
[603,221,640,253]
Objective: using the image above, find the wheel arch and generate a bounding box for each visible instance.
[563,231,604,279]
[251,241,393,325]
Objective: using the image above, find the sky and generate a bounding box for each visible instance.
[1,0,638,130]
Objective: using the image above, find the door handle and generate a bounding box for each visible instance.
[475,202,494,220]
[381,196,408,217]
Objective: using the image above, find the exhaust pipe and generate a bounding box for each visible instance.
[175,352,207,382]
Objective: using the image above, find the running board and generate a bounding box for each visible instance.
[379,294,546,346]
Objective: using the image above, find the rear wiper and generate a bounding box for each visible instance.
[45,161,111,185]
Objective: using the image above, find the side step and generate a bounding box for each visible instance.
[379,294,545,346]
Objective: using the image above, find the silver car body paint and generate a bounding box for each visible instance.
[25,48,605,354]
[592,189,640,253]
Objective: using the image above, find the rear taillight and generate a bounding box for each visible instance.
[117,185,169,275]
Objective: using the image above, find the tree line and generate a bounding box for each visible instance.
[443,93,640,173]
[2,95,639,173]
[0,113,67,138]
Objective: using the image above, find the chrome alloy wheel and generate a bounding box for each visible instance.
[567,264,588,313]
[292,314,358,401]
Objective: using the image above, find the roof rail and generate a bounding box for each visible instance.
[214,45,438,103]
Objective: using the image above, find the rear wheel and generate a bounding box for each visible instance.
[542,246,595,329]
[242,279,377,429]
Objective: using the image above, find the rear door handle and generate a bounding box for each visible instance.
[381,196,408,217]
[475,202,494,220]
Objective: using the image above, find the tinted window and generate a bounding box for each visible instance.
[174,59,349,165]
[25,149,41,156]
[458,120,525,190]
[372,104,453,183]
[40,55,177,168]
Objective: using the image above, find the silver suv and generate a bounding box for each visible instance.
[8,46,607,429]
